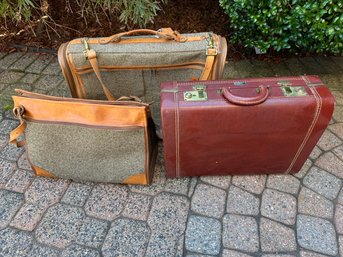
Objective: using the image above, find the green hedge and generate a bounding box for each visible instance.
[219,0,343,53]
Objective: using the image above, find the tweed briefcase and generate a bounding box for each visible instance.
[10,90,157,185]
[58,28,227,128]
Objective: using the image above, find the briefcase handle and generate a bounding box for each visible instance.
[98,28,185,44]
[222,85,270,106]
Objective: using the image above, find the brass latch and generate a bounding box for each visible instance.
[281,86,308,97]
[184,84,208,101]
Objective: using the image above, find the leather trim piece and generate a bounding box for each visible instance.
[122,172,148,185]
[12,96,148,127]
[32,165,57,178]
[58,43,78,97]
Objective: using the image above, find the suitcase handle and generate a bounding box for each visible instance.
[222,86,269,106]
[98,28,184,44]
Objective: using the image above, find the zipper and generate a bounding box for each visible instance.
[24,117,143,130]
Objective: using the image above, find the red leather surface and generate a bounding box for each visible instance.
[161,76,335,177]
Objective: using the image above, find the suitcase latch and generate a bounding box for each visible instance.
[281,86,308,97]
[184,85,208,101]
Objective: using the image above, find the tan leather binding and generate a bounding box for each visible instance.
[123,172,148,185]
[32,165,57,178]
[12,96,148,128]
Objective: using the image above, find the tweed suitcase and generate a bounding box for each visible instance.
[10,90,157,185]
[58,28,227,129]
[161,75,334,177]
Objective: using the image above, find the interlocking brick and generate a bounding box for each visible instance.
[303,166,342,200]
[261,189,297,225]
[26,54,54,74]
[333,106,343,122]
[226,185,260,215]
[0,142,24,161]
[267,174,300,195]
[84,184,129,220]
[331,91,343,106]
[61,244,100,257]
[76,217,109,248]
[122,193,152,221]
[0,119,19,134]
[0,159,16,187]
[5,169,34,193]
[28,244,60,257]
[61,182,92,207]
[223,61,241,78]
[0,52,25,69]
[200,175,231,189]
[191,183,226,218]
[42,58,62,75]
[298,187,334,219]
[315,152,343,179]
[260,218,296,252]
[222,249,253,257]
[17,152,32,170]
[300,251,328,257]
[164,177,190,195]
[309,146,322,160]
[148,192,189,235]
[0,227,33,256]
[297,214,338,256]
[20,73,41,84]
[335,204,343,234]
[25,177,69,206]
[145,231,179,257]
[188,177,198,197]
[222,214,259,253]
[294,159,312,178]
[333,145,343,161]
[284,57,308,75]
[10,201,47,231]
[102,218,149,257]
[35,203,85,248]
[232,175,266,194]
[34,74,63,90]
[0,70,25,84]
[10,53,38,71]
[185,215,221,255]
[317,130,342,151]
[0,190,24,229]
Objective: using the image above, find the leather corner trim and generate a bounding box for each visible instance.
[123,173,148,185]
[31,165,57,179]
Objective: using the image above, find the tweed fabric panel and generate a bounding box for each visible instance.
[72,51,205,70]
[25,121,146,183]
[79,68,201,124]
[80,70,145,100]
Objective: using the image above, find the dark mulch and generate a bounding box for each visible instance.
[0,0,230,53]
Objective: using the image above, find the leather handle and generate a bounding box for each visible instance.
[98,28,184,44]
[9,105,27,147]
[222,86,269,106]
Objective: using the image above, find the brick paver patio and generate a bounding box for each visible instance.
[0,52,343,256]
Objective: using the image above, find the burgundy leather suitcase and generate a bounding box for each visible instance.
[161,75,334,177]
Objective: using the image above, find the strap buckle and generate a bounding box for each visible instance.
[206,47,218,56]
[83,38,89,59]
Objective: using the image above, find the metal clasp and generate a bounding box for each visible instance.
[206,33,218,56]
[83,38,89,58]
[184,84,208,101]
[281,86,308,97]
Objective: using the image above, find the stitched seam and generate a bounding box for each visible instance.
[174,82,180,177]
[285,84,322,173]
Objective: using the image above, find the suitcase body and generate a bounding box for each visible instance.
[161,76,334,177]
[58,28,227,127]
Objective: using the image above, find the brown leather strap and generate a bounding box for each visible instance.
[98,28,185,44]
[200,54,216,80]
[9,106,27,147]
[86,48,116,101]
